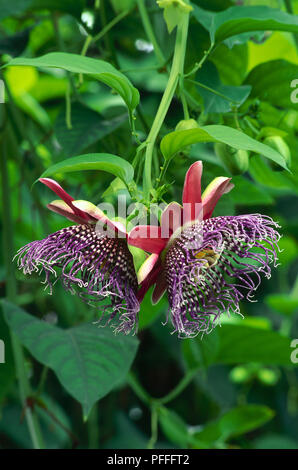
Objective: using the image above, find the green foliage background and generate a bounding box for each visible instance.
[0,0,298,450]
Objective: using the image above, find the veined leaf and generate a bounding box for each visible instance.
[55,103,127,156]
[193,5,298,45]
[6,52,139,114]
[245,59,298,110]
[160,125,288,170]
[193,405,274,444]
[182,323,293,368]
[2,301,139,419]
[0,0,85,21]
[39,153,134,185]
[194,61,251,113]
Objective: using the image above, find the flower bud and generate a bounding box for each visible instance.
[263,136,291,171]
[214,143,249,175]
[157,0,193,33]
[175,118,199,131]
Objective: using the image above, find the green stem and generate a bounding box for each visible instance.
[184,43,214,78]
[186,78,241,104]
[137,0,165,67]
[128,368,198,406]
[52,13,78,99]
[127,372,151,405]
[143,14,190,199]
[81,35,93,56]
[180,90,190,120]
[93,8,131,43]
[87,403,100,449]
[36,366,49,397]
[0,127,44,449]
[99,0,117,64]
[147,405,158,449]
[158,369,198,405]
[65,82,72,130]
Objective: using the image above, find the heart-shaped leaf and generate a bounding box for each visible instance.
[182,322,293,368]
[193,5,298,45]
[245,59,298,110]
[3,301,139,419]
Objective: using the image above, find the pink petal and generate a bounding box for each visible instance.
[152,273,167,304]
[182,161,203,205]
[137,253,159,284]
[161,202,183,237]
[128,226,168,254]
[47,200,88,224]
[202,177,234,219]
[39,178,89,221]
[72,200,127,238]
[182,161,203,223]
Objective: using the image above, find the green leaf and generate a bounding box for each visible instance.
[183,323,293,367]
[194,61,251,113]
[193,405,274,444]
[0,395,72,449]
[2,301,139,418]
[229,176,274,206]
[0,0,85,20]
[158,406,207,448]
[193,5,298,45]
[30,0,85,18]
[0,0,31,20]
[39,153,134,185]
[55,103,127,156]
[158,0,193,33]
[0,307,15,402]
[6,52,139,115]
[217,324,292,365]
[266,294,298,316]
[210,43,248,86]
[249,155,297,193]
[253,433,298,450]
[110,0,135,14]
[182,328,220,370]
[158,406,189,448]
[245,59,298,110]
[277,236,298,266]
[160,125,288,169]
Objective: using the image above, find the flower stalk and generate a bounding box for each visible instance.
[143,9,190,199]
[137,0,165,67]
[0,126,44,449]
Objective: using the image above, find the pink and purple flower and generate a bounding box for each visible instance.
[15,162,281,337]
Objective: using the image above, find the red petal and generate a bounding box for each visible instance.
[39,178,88,220]
[182,161,203,223]
[202,177,234,219]
[182,161,203,205]
[128,226,168,254]
[161,202,183,237]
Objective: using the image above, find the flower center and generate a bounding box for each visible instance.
[194,249,220,269]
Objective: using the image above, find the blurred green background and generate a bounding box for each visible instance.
[0,0,298,450]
